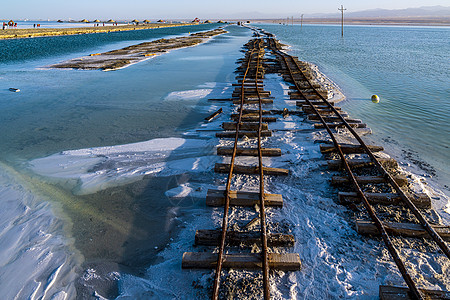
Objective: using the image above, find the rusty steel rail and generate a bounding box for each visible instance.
[268,38,450,260]
[254,38,271,299]
[265,37,449,300]
[212,39,270,299]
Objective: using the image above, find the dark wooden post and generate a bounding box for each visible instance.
[338,5,347,37]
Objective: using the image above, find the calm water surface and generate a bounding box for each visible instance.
[0,24,253,298]
[260,24,450,194]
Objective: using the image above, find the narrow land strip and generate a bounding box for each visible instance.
[0,23,197,40]
[48,28,227,71]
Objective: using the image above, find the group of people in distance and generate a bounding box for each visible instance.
[3,21,18,30]
[93,23,119,27]
[2,22,42,30]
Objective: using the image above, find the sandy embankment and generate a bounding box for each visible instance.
[48,28,228,71]
[0,23,197,40]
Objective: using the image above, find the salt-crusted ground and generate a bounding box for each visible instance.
[48,28,227,71]
[29,60,449,298]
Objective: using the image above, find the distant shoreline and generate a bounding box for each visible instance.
[0,23,198,40]
[248,17,450,27]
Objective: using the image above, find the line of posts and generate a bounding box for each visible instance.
[282,5,345,36]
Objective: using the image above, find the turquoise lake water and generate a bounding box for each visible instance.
[0,24,256,298]
[0,24,226,161]
[259,24,450,195]
[0,23,449,298]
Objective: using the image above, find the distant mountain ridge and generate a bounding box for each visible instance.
[310,6,450,19]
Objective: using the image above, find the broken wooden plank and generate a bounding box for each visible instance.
[182,252,301,271]
[320,144,384,154]
[206,189,283,207]
[215,130,272,138]
[331,175,408,187]
[356,220,450,241]
[379,285,450,300]
[195,230,295,247]
[205,108,222,122]
[327,158,398,170]
[217,147,282,156]
[338,191,431,209]
[215,163,289,176]
[222,122,269,131]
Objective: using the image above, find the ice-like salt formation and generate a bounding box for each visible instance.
[30,137,218,195]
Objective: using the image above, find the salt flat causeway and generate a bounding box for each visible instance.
[0,12,449,300]
[0,22,196,40]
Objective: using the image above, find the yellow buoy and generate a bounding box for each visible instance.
[371,95,380,103]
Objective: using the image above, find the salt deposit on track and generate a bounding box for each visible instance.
[27,39,449,298]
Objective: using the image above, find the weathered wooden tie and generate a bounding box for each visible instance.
[217,147,282,156]
[232,83,264,87]
[222,122,269,131]
[302,105,341,111]
[327,157,398,170]
[195,230,295,247]
[309,116,362,123]
[356,220,450,241]
[205,108,223,122]
[379,285,450,300]
[331,174,408,186]
[215,163,289,176]
[314,122,367,129]
[206,189,283,207]
[182,252,301,271]
[320,144,384,154]
[338,192,431,209]
[296,100,334,106]
[231,114,277,122]
[304,110,348,117]
[233,98,274,104]
[216,130,272,138]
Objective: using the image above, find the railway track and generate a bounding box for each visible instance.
[263,31,449,299]
[182,27,449,299]
[182,34,300,299]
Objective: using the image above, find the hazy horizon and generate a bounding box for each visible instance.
[1,1,450,20]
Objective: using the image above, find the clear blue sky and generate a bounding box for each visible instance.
[2,0,449,20]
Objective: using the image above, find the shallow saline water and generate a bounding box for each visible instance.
[0,23,254,299]
[259,24,450,196]
[0,23,448,299]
